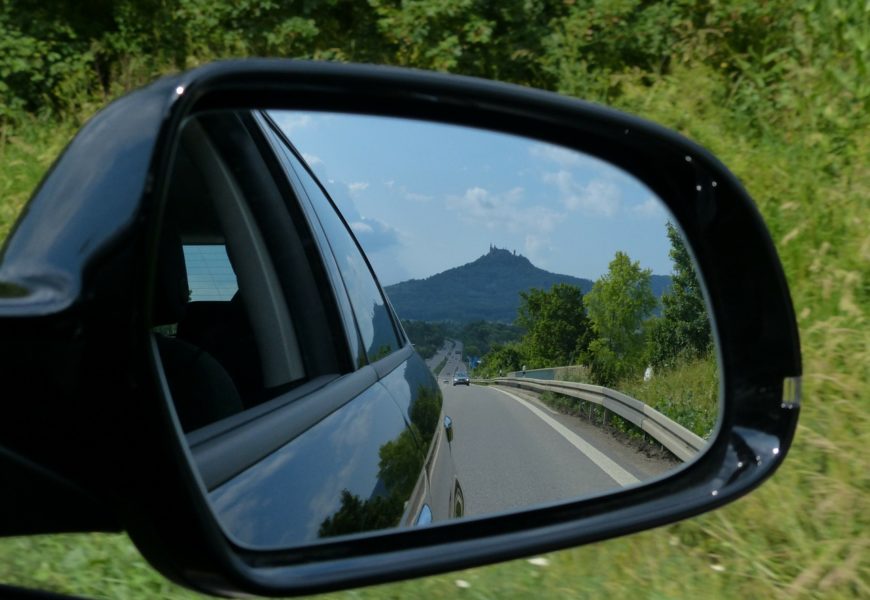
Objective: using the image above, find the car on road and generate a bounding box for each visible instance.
[453,372,470,386]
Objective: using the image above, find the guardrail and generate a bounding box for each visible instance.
[473,377,706,462]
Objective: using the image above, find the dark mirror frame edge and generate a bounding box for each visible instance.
[2,59,801,598]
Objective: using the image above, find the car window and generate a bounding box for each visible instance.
[153,114,315,431]
[184,245,238,301]
[266,125,404,365]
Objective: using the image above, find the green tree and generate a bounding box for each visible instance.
[477,342,524,378]
[650,222,713,368]
[515,283,592,368]
[583,252,656,385]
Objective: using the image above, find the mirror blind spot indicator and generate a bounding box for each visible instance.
[781,377,801,409]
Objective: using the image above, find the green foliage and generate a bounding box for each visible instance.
[409,385,442,442]
[433,355,448,377]
[322,385,442,539]
[318,489,404,539]
[475,342,524,378]
[458,319,524,359]
[0,0,867,598]
[370,0,567,83]
[402,320,448,358]
[584,251,656,385]
[402,319,523,362]
[516,283,592,368]
[649,222,712,369]
[620,354,719,439]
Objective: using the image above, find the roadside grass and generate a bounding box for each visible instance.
[0,534,199,600]
[551,365,591,383]
[0,116,80,241]
[433,356,448,377]
[497,355,716,448]
[1,38,868,600]
[619,356,718,439]
[2,126,867,600]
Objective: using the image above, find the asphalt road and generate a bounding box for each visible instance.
[433,344,675,517]
[425,339,457,373]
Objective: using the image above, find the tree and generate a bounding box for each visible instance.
[515,283,593,368]
[650,223,712,368]
[477,342,525,378]
[583,252,656,385]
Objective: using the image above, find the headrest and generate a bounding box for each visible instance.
[152,224,189,326]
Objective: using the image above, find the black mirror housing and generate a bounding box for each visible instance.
[0,60,800,597]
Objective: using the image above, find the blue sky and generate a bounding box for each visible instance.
[272,111,674,286]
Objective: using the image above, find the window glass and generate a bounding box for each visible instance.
[183,245,238,301]
[280,147,402,363]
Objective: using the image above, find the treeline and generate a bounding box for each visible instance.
[2,0,860,134]
[477,223,711,386]
[401,319,522,361]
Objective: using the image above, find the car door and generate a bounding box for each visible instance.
[254,111,462,527]
[153,110,446,547]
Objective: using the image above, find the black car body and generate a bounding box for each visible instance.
[452,372,470,386]
[0,103,463,550]
[166,111,465,543]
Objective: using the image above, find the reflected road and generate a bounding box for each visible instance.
[436,347,674,517]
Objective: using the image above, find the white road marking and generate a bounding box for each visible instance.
[492,387,640,487]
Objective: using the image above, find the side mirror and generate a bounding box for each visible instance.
[0,60,800,597]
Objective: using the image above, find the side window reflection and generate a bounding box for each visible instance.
[282,149,402,364]
[184,245,238,301]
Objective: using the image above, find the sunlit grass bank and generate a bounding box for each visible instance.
[1,0,866,595]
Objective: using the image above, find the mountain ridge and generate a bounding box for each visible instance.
[384,246,671,323]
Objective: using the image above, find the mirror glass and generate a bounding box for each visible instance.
[154,110,719,550]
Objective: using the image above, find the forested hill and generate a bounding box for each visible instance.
[384,247,669,323]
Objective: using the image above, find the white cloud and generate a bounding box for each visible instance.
[274,112,312,132]
[447,186,562,237]
[349,216,400,252]
[348,181,369,193]
[630,195,664,218]
[350,222,374,234]
[530,142,609,170]
[448,186,524,225]
[379,180,431,203]
[320,179,401,254]
[524,234,555,266]
[301,152,322,166]
[405,192,432,203]
[544,171,621,217]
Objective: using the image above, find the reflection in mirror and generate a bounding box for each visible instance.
[154,110,718,550]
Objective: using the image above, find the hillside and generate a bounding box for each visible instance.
[385,247,670,323]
